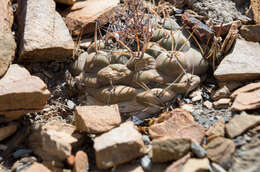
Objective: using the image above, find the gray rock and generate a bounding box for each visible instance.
[214,39,260,82]
[17,0,74,61]
[140,155,152,171]
[211,163,227,172]
[191,142,207,158]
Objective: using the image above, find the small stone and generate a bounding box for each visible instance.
[203,101,213,109]
[73,151,89,172]
[140,155,152,171]
[142,135,150,145]
[149,109,205,144]
[211,163,227,172]
[75,105,121,134]
[189,90,202,102]
[182,158,210,172]
[64,0,119,35]
[225,113,260,138]
[191,142,207,158]
[29,121,77,162]
[94,122,145,169]
[67,100,75,110]
[152,137,191,162]
[213,98,231,109]
[0,123,17,141]
[180,104,195,113]
[20,162,51,172]
[17,0,74,61]
[206,137,235,169]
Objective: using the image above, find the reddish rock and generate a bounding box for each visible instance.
[94,122,145,169]
[165,153,191,172]
[29,121,77,162]
[0,65,50,121]
[73,151,89,172]
[21,162,51,172]
[206,137,235,169]
[149,109,205,144]
[152,137,191,162]
[230,82,260,99]
[206,119,225,141]
[182,158,210,172]
[64,0,119,35]
[0,123,17,141]
[231,89,260,111]
[0,0,16,77]
[226,113,260,138]
[75,105,121,134]
[17,0,74,61]
[213,98,231,109]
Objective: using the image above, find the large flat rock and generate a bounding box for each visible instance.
[0,0,16,77]
[94,122,145,169]
[17,0,74,61]
[214,39,260,82]
[0,64,50,121]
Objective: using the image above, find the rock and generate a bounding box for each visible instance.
[211,163,227,172]
[73,151,89,172]
[240,25,260,42]
[0,64,50,121]
[230,132,260,172]
[17,0,74,61]
[231,89,260,111]
[0,123,17,141]
[189,90,202,102]
[94,122,145,169]
[214,39,260,82]
[55,0,75,5]
[0,0,16,78]
[206,119,225,140]
[140,155,152,171]
[29,121,77,162]
[191,142,207,158]
[206,137,235,169]
[75,105,121,134]
[70,52,88,76]
[20,162,51,172]
[203,101,213,109]
[113,164,144,172]
[213,98,231,109]
[165,153,191,172]
[149,109,205,144]
[182,158,210,172]
[13,149,32,159]
[151,137,191,162]
[225,113,260,138]
[230,82,260,99]
[64,0,119,35]
[251,0,260,24]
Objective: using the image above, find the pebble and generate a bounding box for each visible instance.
[140,155,152,171]
[142,135,151,145]
[191,142,207,158]
[67,100,75,110]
